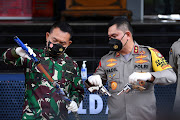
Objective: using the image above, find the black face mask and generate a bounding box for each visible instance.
[108,33,127,51]
[108,38,123,51]
[48,41,66,56]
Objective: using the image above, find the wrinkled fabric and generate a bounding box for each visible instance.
[3,48,84,120]
[169,38,180,119]
[94,42,176,120]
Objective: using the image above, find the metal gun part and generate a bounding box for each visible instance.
[117,83,132,95]
[99,85,111,96]
[117,83,145,95]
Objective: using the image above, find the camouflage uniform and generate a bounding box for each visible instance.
[3,47,84,120]
[94,42,176,120]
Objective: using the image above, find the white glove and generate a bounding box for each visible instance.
[66,101,78,112]
[129,72,152,84]
[15,44,36,60]
[88,75,102,86]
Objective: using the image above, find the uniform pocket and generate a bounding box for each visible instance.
[107,71,120,93]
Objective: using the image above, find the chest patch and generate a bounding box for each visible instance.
[134,64,149,69]
[111,81,117,90]
[106,68,118,74]
[106,58,117,67]
[135,51,148,64]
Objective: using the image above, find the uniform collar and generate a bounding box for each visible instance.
[132,41,141,55]
[115,41,140,57]
[44,48,49,57]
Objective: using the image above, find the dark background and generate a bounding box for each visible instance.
[0,0,180,120]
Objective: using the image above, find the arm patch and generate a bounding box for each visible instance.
[148,47,172,71]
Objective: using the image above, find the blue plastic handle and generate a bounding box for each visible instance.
[14,36,38,62]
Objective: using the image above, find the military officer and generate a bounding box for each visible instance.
[2,21,84,120]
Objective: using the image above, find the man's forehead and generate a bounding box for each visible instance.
[108,28,119,36]
[108,33,118,37]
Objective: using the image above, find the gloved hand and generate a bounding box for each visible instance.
[66,101,78,112]
[88,75,102,86]
[129,72,152,84]
[15,44,36,60]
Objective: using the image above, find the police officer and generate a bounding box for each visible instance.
[87,17,176,120]
[169,38,180,119]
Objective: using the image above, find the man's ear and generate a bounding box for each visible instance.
[126,31,131,38]
[68,40,72,46]
[46,32,50,42]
